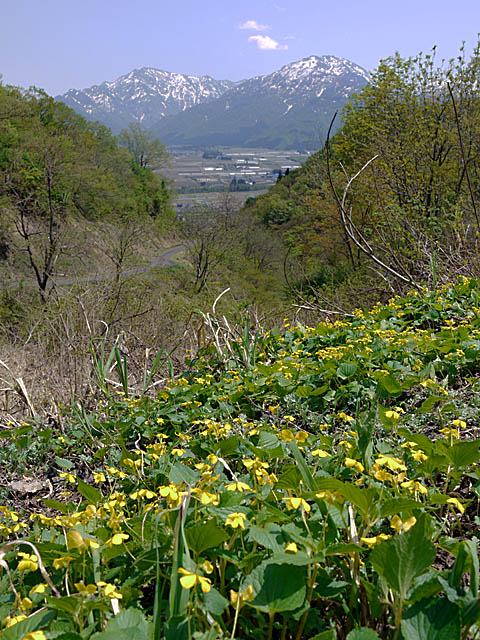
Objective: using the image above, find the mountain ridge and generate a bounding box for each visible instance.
[57,55,370,149]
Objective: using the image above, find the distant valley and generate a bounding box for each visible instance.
[57,55,369,150]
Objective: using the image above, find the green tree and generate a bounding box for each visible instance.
[118,123,169,169]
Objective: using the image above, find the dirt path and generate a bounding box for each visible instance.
[4,244,185,289]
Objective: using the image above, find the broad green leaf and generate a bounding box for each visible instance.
[310,632,336,640]
[185,519,229,554]
[42,498,70,514]
[169,462,198,486]
[91,609,151,640]
[446,439,480,467]
[369,521,436,600]
[46,595,81,615]
[417,395,445,413]
[275,465,302,490]
[337,362,357,379]
[55,455,75,470]
[316,477,378,517]
[295,385,315,398]
[248,523,285,553]
[401,598,460,640]
[0,610,55,640]
[380,497,422,517]
[77,477,102,504]
[346,629,381,640]
[407,572,442,604]
[257,430,280,450]
[246,563,306,614]
[203,587,229,615]
[377,374,402,395]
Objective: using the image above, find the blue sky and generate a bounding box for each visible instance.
[1,0,479,95]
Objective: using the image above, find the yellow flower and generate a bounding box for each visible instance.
[66,529,84,550]
[171,448,185,457]
[178,568,212,593]
[283,497,311,512]
[285,542,298,553]
[225,481,252,492]
[385,410,400,420]
[390,515,417,534]
[202,560,214,574]
[59,472,76,484]
[279,429,295,442]
[401,480,428,495]
[452,419,467,429]
[74,581,97,596]
[345,458,364,473]
[446,497,465,514]
[17,552,38,572]
[94,472,106,483]
[375,455,407,472]
[199,491,220,506]
[230,584,254,609]
[97,581,123,599]
[53,555,75,570]
[19,596,33,611]
[23,632,47,640]
[311,449,330,458]
[338,412,354,422]
[411,450,428,462]
[361,534,391,548]
[106,533,130,546]
[29,583,48,596]
[295,431,309,444]
[225,512,247,529]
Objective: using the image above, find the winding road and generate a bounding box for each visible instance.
[4,244,185,289]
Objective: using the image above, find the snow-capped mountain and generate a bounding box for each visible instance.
[58,68,234,132]
[58,56,370,149]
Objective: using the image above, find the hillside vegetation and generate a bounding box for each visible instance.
[1,43,480,640]
[245,44,480,308]
[0,279,479,638]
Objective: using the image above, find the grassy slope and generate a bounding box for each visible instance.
[1,278,480,637]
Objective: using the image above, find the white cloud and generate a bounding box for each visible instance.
[239,20,270,31]
[248,35,288,51]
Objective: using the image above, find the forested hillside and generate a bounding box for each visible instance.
[244,44,480,309]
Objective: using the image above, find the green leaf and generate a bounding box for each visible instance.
[169,462,198,486]
[401,598,460,640]
[91,608,151,640]
[316,477,378,517]
[337,362,357,379]
[417,395,444,413]
[369,520,436,600]
[245,563,306,614]
[0,610,55,640]
[346,629,381,640]
[310,632,336,640]
[446,439,480,467]
[377,374,403,395]
[295,385,315,398]
[55,455,75,470]
[203,587,229,615]
[42,498,70,514]
[379,497,423,517]
[288,441,317,492]
[185,519,229,554]
[257,430,281,450]
[248,523,285,553]
[77,477,102,504]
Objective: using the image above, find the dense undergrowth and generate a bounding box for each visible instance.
[0,277,479,639]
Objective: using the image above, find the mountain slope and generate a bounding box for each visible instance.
[57,67,234,133]
[58,56,370,149]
